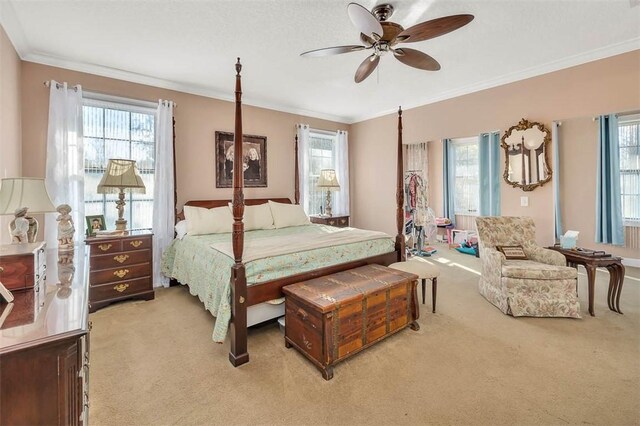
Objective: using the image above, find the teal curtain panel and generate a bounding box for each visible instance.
[595,115,624,245]
[479,131,501,216]
[442,139,456,221]
[552,121,563,239]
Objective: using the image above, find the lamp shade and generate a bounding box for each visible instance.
[97,159,146,194]
[0,177,56,215]
[317,169,340,191]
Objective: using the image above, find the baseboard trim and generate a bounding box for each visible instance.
[622,258,640,268]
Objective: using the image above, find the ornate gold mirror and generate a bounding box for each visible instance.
[501,118,552,191]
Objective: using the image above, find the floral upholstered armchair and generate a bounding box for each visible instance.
[475,217,580,318]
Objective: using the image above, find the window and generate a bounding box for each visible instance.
[619,115,640,224]
[307,131,337,215]
[451,137,480,215]
[83,98,156,230]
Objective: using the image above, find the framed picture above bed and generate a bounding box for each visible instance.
[215,131,267,188]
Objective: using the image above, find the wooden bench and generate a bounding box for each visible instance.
[282,264,420,380]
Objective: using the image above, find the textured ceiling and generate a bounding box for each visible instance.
[2,0,639,123]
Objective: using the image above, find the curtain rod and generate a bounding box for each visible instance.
[591,109,640,121]
[43,81,177,108]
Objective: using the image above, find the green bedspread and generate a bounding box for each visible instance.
[161,224,394,342]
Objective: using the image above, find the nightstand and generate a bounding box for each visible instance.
[85,231,154,312]
[309,215,350,228]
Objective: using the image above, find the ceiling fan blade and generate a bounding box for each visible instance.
[396,14,474,43]
[354,54,380,83]
[347,2,383,40]
[393,48,441,71]
[300,45,366,57]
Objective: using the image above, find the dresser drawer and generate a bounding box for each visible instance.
[90,277,152,303]
[90,249,151,270]
[122,237,151,251]
[89,240,122,255]
[89,263,151,286]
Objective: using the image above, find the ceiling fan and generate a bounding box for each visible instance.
[300,2,474,83]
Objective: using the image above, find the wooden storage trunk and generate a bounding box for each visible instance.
[282,264,419,380]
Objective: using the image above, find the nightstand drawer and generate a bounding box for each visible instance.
[89,240,122,255]
[122,237,151,251]
[309,215,350,228]
[90,277,152,302]
[89,263,151,286]
[90,249,151,270]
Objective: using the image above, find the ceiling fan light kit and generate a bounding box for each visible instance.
[300,2,474,83]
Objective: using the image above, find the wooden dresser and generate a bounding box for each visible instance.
[309,214,350,228]
[85,231,154,313]
[0,246,90,425]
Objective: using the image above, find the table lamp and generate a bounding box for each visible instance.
[97,159,146,231]
[317,169,340,217]
[0,177,56,244]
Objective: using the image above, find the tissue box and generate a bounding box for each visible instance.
[560,236,577,249]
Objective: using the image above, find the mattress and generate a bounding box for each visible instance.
[161,224,394,342]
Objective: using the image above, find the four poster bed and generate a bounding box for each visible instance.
[163,59,406,367]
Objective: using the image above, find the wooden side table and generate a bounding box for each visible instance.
[547,246,625,316]
[309,215,350,228]
[85,231,154,312]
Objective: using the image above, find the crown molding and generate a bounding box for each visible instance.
[348,38,640,124]
[22,52,350,124]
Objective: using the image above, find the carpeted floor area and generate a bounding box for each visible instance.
[88,245,640,425]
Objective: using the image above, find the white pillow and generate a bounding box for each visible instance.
[175,220,188,240]
[227,203,275,231]
[268,201,310,229]
[183,205,233,235]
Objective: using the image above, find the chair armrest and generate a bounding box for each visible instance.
[524,244,566,267]
[481,247,506,280]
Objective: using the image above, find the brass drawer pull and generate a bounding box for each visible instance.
[328,220,336,226]
[98,243,112,252]
[0,266,3,273]
[113,254,129,264]
[114,283,129,293]
[113,269,129,279]
[130,240,143,248]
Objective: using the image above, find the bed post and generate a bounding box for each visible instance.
[396,107,406,262]
[229,58,249,367]
[294,134,300,204]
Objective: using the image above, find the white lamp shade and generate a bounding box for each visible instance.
[0,177,57,215]
[317,169,340,191]
[97,159,146,194]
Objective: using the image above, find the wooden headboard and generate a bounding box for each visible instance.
[176,198,292,221]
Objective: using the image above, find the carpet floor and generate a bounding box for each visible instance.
[88,245,640,425]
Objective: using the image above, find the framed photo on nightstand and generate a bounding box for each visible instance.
[86,215,106,237]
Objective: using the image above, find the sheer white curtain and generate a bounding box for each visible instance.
[334,130,350,215]
[296,124,311,211]
[44,81,84,248]
[153,100,175,288]
[405,142,429,203]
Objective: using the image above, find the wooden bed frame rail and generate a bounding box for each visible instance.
[175,59,406,367]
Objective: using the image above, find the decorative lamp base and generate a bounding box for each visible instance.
[115,219,127,231]
[325,191,333,217]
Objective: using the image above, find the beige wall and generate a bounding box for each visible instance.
[351,50,640,256]
[20,62,349,214]
[0,25,22,244]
